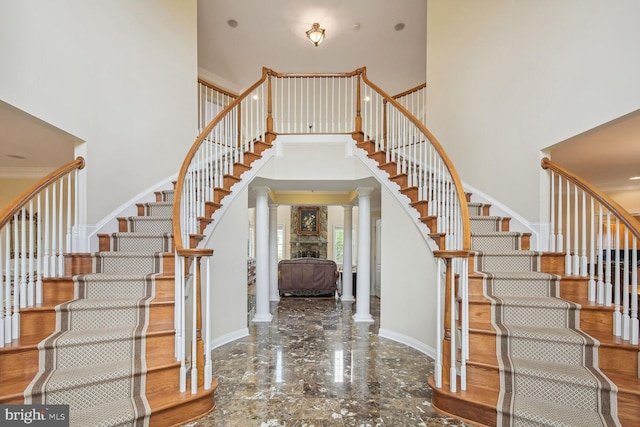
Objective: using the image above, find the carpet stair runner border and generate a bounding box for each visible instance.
[24,195,174,427]
[468,212,621,426]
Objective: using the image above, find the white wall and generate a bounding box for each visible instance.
[0,0,198,225]
[379,189,438,355]
[207,186,249,347]
[426,0,640,223]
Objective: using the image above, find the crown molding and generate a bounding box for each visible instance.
[198,67,241,94]
[0,166,55,179]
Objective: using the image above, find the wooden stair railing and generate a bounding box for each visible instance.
[0,156,85,346]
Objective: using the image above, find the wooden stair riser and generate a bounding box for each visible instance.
[242,151,261,167]
[253,141,272,156]
[368,151,387,165]
[616,391,640,427]
[190,234,205,248]
[205,201,222,218]
[410,200,429,217]
[147,383,217,427]
[420,216,438,232]
[233,162,251,177]
[64,253,93,275]
[539,253,566,275]
[400,186,418,203]
[380,162,399,176]
[390,174,408,189]
[466,363,500,390]
[214,188,231,204]
[42,278,75,305]
[558,277,591,300]
[198,217,214,234]
[468,330,499,365]
[599,344,639,377]
[223,174,240,190]
[429,377,498,427]
[356,140,377,154]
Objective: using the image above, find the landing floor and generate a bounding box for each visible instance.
[183,297,468,427]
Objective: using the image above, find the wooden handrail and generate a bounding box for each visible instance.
[0,157,85,229]
[360,69,471,252]
[265,68,363,79]
[197,78,238,99]
[173,68,270,252]
[392,82,427,99]
[541,157,640,239]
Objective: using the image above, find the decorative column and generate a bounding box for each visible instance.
[353,187,374,323]
[252,187,272,323]
[341,205,354,302]
[269,203,280,302]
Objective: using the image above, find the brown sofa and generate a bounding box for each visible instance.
[278,258,339,296]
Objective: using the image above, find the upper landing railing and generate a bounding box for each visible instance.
[173,67,470,395]
[0,157,85,347]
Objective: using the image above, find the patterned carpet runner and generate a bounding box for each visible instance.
[469,213,621,426]
[24,191,174,427]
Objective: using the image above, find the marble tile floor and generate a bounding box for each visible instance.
[183,296,468,427]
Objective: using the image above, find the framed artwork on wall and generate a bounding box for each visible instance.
[297,206,320,235]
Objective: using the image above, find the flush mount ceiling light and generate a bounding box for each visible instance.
[306,22,325,47]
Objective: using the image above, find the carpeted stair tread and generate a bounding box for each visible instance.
[509,395,616,427]
[60,297,150,311]
[482,271,557,280]
[72,397,146,427]
[74,274,156,300]
[30,359,145,395]
[491,295,576,308]
[509,357,613,389]
[41,326,141,348]
[504,324,595,344]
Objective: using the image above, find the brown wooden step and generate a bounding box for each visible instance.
[420,215,438,232]
[197,217,214,234]
[400,186,418,203]
[390,173,408,188]
[429,375,497,427]
[380,161,398,176]
[253,140,272,156]
[411,200,429,217]
[213,187,231,204]
[233,161,251,177]
[367,151,386,165]
[223,174,240,190]
[356,140,377,155]
[242,151,261,166]
[147,379,217,427]
[205,201,222,218]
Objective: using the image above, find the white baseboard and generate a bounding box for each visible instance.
[208,328,249,351]
[378,328,436,359]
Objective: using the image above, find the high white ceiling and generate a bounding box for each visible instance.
[197,0,427,95]
[1,1,638,215]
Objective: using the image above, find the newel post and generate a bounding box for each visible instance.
[351,72,364,143]
[265,71,276,145]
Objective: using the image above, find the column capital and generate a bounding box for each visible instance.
[356,187,374,198]
[342,204,354,211]
[253,186,271,196]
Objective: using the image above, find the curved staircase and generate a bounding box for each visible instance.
[356,138,639,426]
[1,188,214,426]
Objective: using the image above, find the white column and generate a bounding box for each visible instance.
[252,187,273,323]
[269,203,280,302]
[354,187,374,323]
[341,205,354,303]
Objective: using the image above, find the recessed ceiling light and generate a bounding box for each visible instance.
[353,23,361,31]
[6,154,26,160]
[630,176,640,180]
[394,23,405,31]
[227,19,238,28]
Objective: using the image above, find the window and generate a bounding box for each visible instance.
[333,226,355,265]
[277,224,285,261]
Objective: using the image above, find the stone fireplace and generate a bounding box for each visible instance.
[290,205,328,258]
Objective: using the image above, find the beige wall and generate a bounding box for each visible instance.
[0,0,198,225]
[426,0,640,223]
[0,178,39,208]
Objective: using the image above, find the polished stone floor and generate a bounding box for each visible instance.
[183,297,468,427]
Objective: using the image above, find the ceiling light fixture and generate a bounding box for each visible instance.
[306,23,325,47]
[630,176,640,180]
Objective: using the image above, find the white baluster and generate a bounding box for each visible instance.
[4,229,11,343]
[191,256,199,395]
[449,263,457,393]
[58,178,64,276]
[435,259,443,388]
[549,171,556,252]
[66,174,72,253]
[43,186,50,278]
[565,181,571,275]
[27,201,34,307]
[573,186,580,275]
[0,229,4,347]
[613,218,621,336]
[204,256,213,390]
[580,192,588,276]
[557,176,563,252]
[50,182,57,276]
[605,211,612,306]
[20,207,27,308]
[13,214,20,339]
[631,240,638,345]
[597,205,605,305]
[588,197,596,302]
[622,230,630,341]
